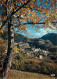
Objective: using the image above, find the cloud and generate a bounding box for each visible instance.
[18,25,57,38]
[33,27,57,38]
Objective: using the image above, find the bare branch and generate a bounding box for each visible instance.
[19,21,57,25]
[5,0,8,4]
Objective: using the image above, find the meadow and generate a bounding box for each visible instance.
[7,70,56,79]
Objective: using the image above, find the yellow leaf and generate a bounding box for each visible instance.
[2,31,3,33]
[48,22,51,26]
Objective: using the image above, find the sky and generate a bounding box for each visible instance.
[16,24,57,38]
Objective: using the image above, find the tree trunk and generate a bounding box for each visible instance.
[2,18,14,79]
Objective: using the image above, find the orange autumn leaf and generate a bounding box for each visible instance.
[19,26,27,30]
[3,0,6,3]
[0,26,1,28]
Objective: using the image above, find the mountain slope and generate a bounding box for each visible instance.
[14,33,30,43]
[28,33,57,52]
[31,33,57,46]
[0,32,57,46]
[41,33,57,46]
[0,32,30,42]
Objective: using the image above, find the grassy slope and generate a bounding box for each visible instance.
[7,70,57,79]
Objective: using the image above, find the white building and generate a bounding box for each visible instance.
[39,55,43,59]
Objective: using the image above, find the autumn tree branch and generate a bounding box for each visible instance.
[19,21,57,26]
[0,0,57,30]
[0,0,31,30]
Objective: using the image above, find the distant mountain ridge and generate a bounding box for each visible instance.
[41,33,57,46]
[14,33,30,43]
[31,33,57,46]
[29,33,57,52]
[0,32,30,42]
[0,32,57,52]
[0,32,57,46]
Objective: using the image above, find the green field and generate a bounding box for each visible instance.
[7,70,57,79]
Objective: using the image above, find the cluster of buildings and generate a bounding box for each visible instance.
[15,42,50,59]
